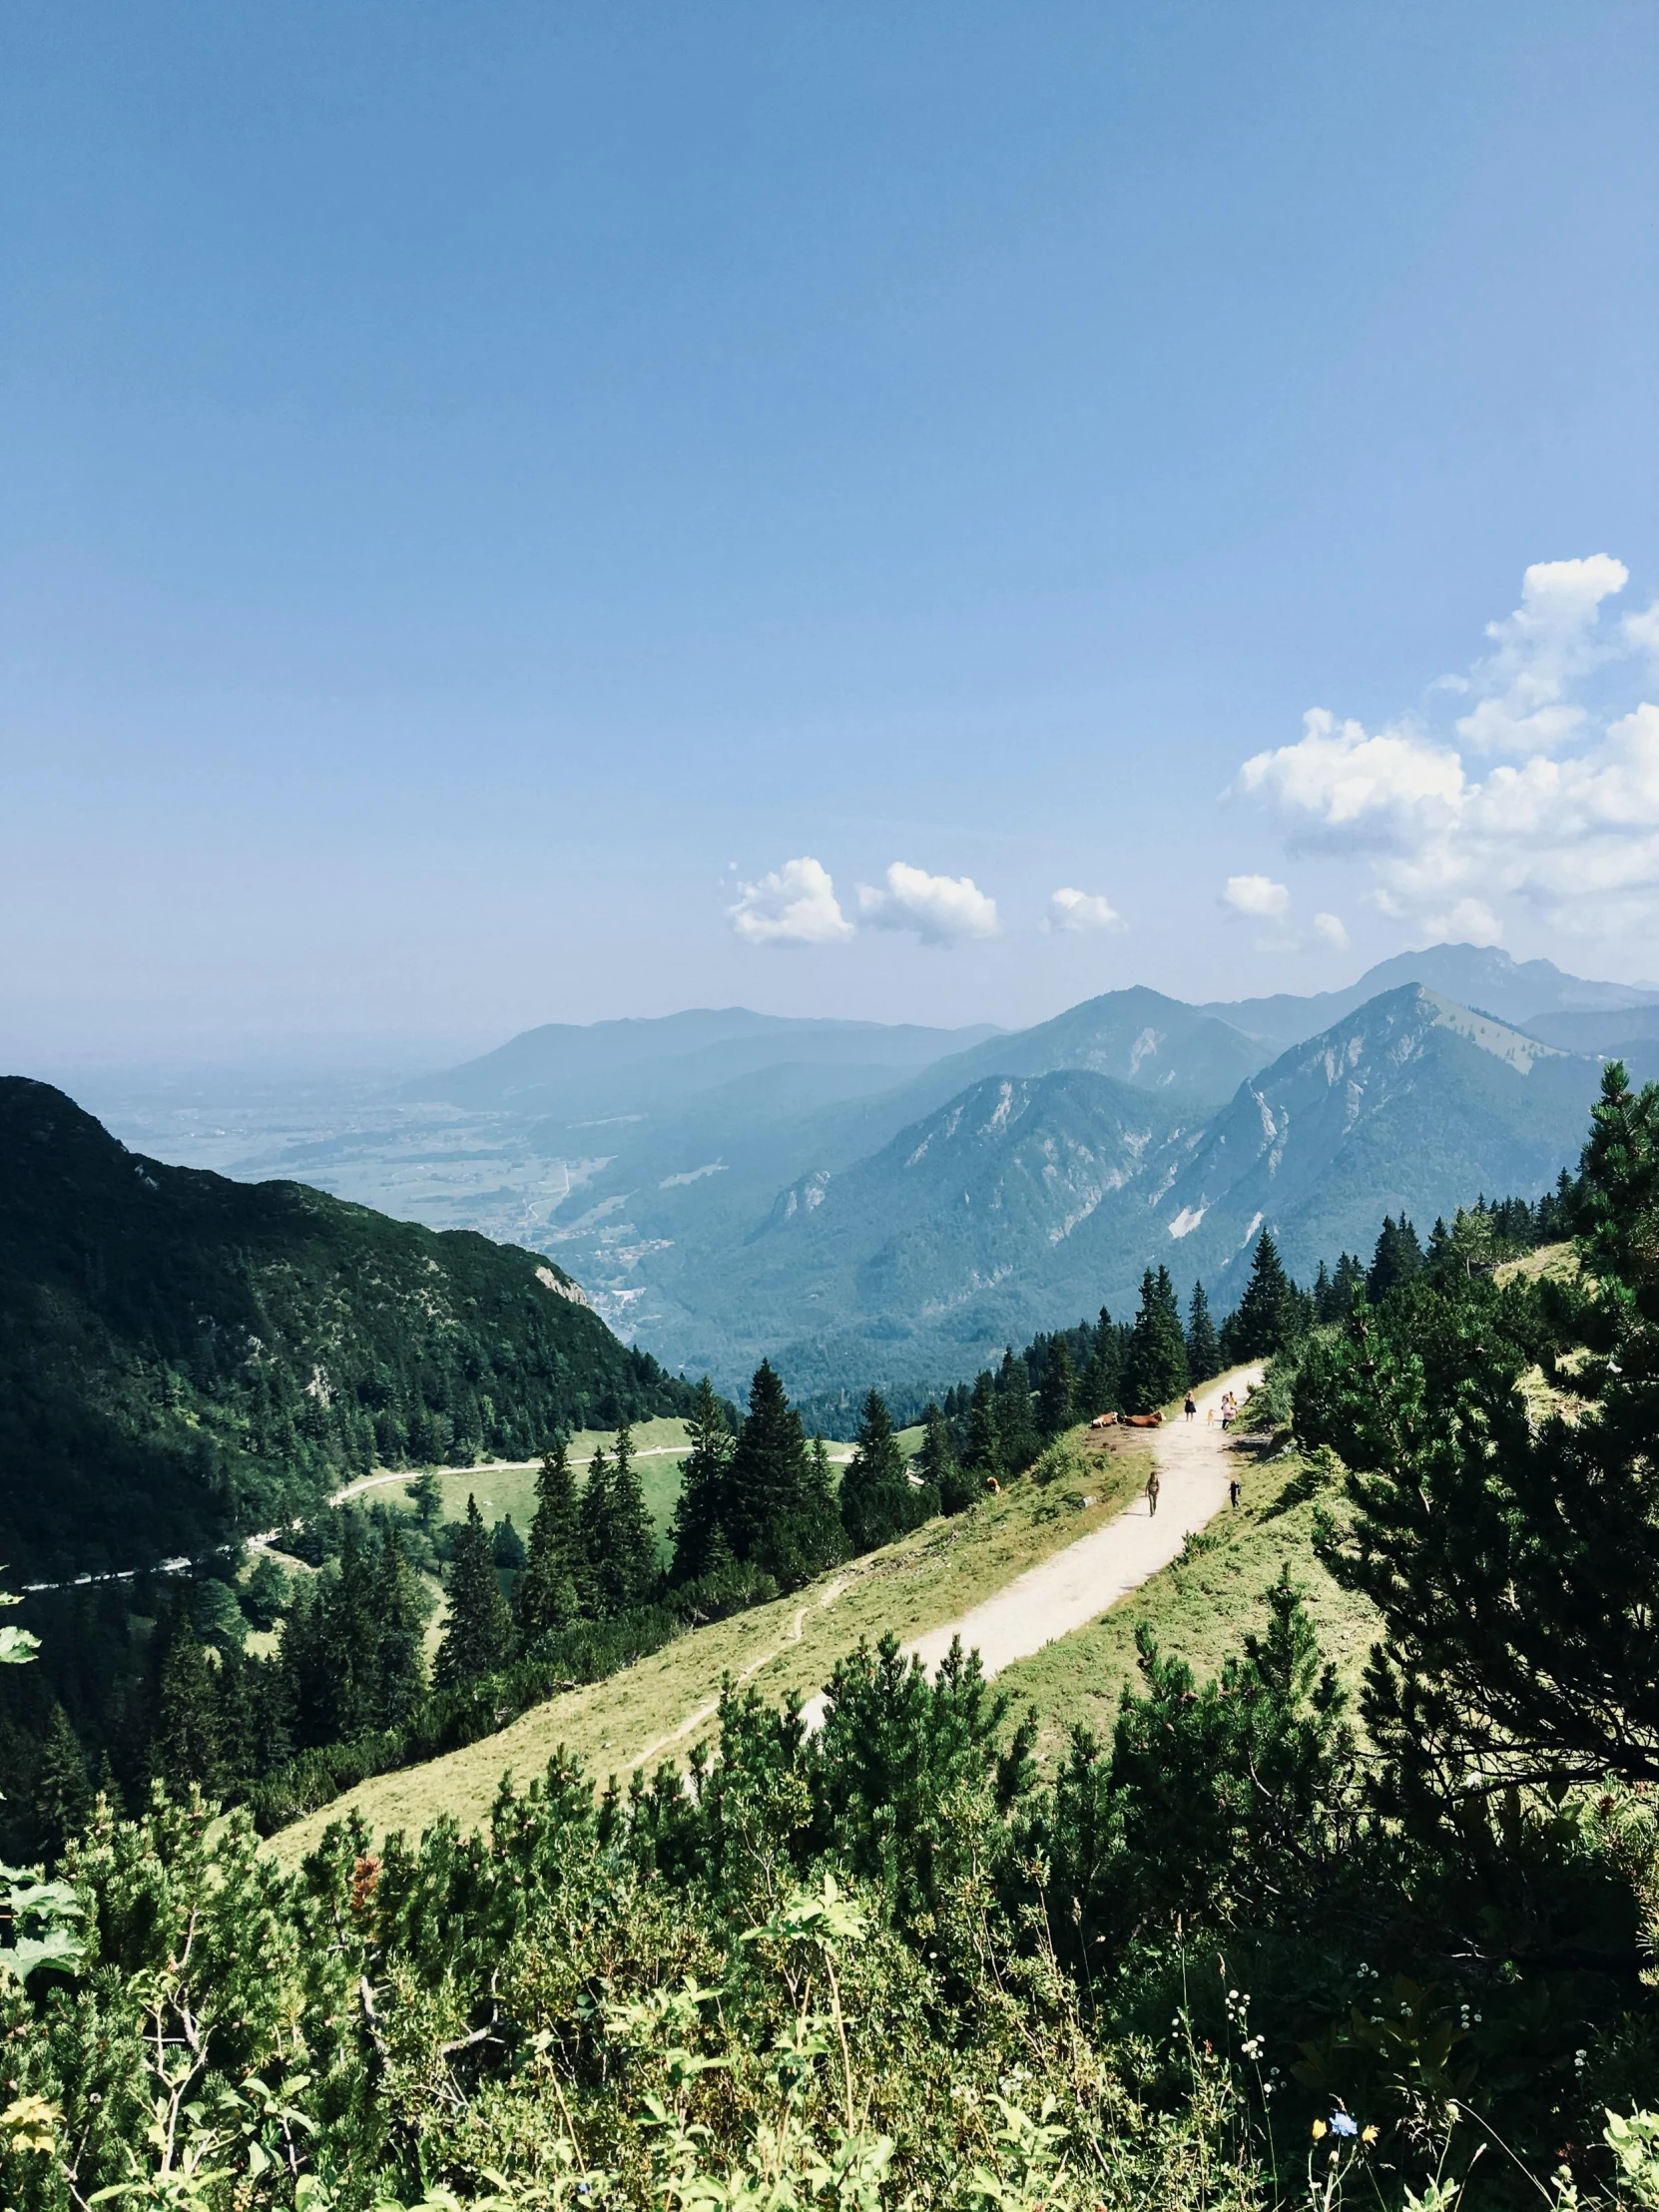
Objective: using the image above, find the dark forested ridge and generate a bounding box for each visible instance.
[0,1079,694,1579]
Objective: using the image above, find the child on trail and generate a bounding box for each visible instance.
[1184,1393,1197,1421]
[1146,1466,1161,1516]
[1229,1476,1241,1508]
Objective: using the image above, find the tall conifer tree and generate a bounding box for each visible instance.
[434,1495,515,1688]
[1081,1305,1122,1416]
[576,1446,612,1616]
[519,1438,583,1637]
[1124,1269,1189,1411]
[1037,1340,1076,1436]
[668,1378,734,1585]
[153,1623,224,1795]
[603,1420,658,1612]
[839,1389,917,1553]
[1186,1280,1221,1382]
[1221,1230,1298,1363]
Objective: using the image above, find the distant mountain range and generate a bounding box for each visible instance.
[55,942,1656,1430]
[380,941,1641,1413]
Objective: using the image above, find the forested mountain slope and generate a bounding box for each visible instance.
[0,1079,693,1580]
[658,988,1602,1408]
[1156,986,1599,1304]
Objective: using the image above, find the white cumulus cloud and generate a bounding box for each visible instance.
[1232,557,1659,943]
[1045,885,1124,933]
[1313,911,1350,951]
[729,856,853,947]
[1222,873,1292,918]
[1455,553,1628,756]
[856,862,999,946]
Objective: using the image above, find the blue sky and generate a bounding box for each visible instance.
[4,2,1658,1067]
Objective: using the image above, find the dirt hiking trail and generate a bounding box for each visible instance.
[801,1366,1263,1729]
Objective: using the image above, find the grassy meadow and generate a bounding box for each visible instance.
[998,1441,1379,1765]
[271,1421,1153,1864]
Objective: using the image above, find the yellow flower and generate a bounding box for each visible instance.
[1362,2124,1380,2145]
[1312,2119,1328,2140]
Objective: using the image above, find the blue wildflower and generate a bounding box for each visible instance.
[1329,2112,1359,2138]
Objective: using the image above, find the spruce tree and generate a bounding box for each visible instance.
[1367,1214,1424,1303]
[373,1523,427,1726]
[918,1400,975,1515]
[1037,1340,1076,1436]
[839,1389,917,1554]
[963,1371,1001,1473]
[1080,1305,1122,1416]
[1186,1280,1221,1382]
[1123,1267,1189,1412]
[406,1469,443,1532]
[1221,1230,1297,1363]
[668,1378,734,1585]
[518,1438,583,1637]
[33,1703,91,1857]
[434,1496,515,1688]
[602,1421,658,1612]
[153,1623,224,1795]
[576,1446,612,1616]
[994,1350,1039,1475]
[1332,1251,1366,1310]
[724,1361,807,1565]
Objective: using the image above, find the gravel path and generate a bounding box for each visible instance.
[801,1366,1263,1728]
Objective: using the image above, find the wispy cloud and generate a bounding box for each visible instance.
[1044,885,1124,934]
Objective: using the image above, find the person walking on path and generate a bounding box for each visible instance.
[1229,1475,1241,1508]
[1146,1466,1161,1516]
[1184,1393,1197,1422]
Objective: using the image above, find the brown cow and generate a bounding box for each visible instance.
[1123,1411,1164,1428]
[1088,1411,1118,1428]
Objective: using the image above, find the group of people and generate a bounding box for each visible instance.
[1144,1384,1245,1520]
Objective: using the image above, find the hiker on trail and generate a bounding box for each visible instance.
[1229,1476,1241,1509]
[1146,1466,1161,1516]
[1221,1391,1236,1432]
[1184,1393,1197,1422]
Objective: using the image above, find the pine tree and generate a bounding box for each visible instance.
[839,1390,918,1554]
[1221,1230,1298,1363]
[1309,1065,1659,1800]
[994,1351,1039,1475]
[519,1438,583,1637]
[33,1703,91,1857]
[602,1421,658,1612]
[668,1378,734,1585]
[1367,1214,1424,1303]
[434,1496,515,1688]
[406,1469,443,1532]
[1080,1306,1122,1416]
[963,1371,1001,1473]
[918,1400,975,1515]
[576,1446,612,1616]
[1332,1251,1366,1310]
[373,1523,427,1726]
[1186,1280,1221,1382]
[724,1361,807,1565]
[1124,1269,1189,1412]
[1037,1340,1076,1436]
[153,1623,224,1796]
